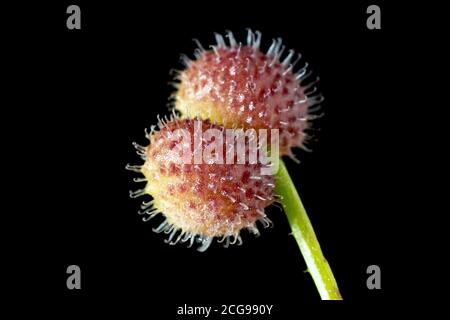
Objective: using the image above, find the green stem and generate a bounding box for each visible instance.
[275,159,342,300]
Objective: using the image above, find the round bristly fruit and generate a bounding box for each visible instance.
[126,117,275,251]
[173,30,324,159]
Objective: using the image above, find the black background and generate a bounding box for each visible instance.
[7,0,417,316]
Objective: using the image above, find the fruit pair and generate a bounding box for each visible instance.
[127,30,342,300]
[127,30,322,252]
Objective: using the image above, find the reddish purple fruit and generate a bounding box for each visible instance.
[173,30,324,159]
[127,118,274,251]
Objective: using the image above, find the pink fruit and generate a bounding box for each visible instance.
[127,118,275,251]
[173,30,324,159]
